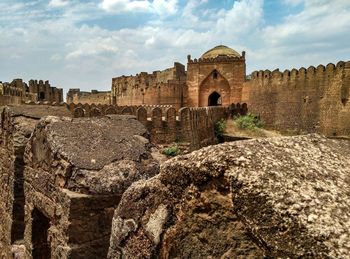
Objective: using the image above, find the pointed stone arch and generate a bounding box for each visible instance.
[208,91,222,106]
[199,69,230,107]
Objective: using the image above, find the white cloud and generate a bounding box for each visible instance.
[152,0,178,15]
[264,0,350,47]
[100,0,178,16]
[216,0,263,36]
[1,0,349,95]
[65,36,120,60]
[247,0,350,72]
[49,0,70,8]
[100,0,151,12]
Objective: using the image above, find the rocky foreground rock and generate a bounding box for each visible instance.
[0,105,71,258]
[21,115,160,258]
[108,134,350,258]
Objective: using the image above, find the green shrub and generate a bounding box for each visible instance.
[163,144,180,157]
[234,113,263,130]
[214,119,227,138]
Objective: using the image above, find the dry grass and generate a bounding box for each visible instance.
[225,119,282,138]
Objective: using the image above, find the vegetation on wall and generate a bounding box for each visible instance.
[163,144,180,157]
[234,113,263,131]
[214,119,227,140]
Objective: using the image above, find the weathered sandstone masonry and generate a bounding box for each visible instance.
[110,45,350,137]
[0,79,63,106]
[112,62,187,109]
[111,46,246,109]
[0,105,71,259]
[22,115,159,258]
[186,50,246,107]
[65,103,246,149]
[66,89,111,105]
[108,135,350,258]
[242,61,350,136]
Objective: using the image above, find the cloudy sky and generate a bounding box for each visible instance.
[1,0,350,95]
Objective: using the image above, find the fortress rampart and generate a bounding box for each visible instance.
[64,103,245,149]
[111,62,187,110]
[242,61,350,136]
[20,101,245,149]
[66,89,111,105]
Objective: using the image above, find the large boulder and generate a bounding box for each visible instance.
[108,134,350,258]
[23,115,159,258]
[0,105,71,258]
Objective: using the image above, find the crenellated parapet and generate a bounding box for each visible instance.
[187,53,245,64]
[243,60,350,137]
[55,102,242,150]
[250,61,349,81]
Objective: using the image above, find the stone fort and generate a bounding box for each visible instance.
[111,45,246,109]
[110,45,350,137]
[0,45,350,259]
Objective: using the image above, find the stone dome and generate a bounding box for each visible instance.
[201,45,241,59]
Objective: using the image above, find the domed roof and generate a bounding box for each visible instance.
[201,45,241,59]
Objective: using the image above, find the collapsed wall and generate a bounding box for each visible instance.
[108,134,350,258]
[0,105,71,258]
[0,79,63,106]
[22,115,159,258]
[242,61,350,136]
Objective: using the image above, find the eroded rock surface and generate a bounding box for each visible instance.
[23,115,159,258]
[0,105,71,258]
[108,134,350,258]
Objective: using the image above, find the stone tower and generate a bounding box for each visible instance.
[186,45,246,107]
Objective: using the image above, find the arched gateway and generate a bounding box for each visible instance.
[208,91,221,106]
[187,45,246,107]
[198,69,230,106]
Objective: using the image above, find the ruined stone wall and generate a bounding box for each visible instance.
[112,62,187,110]
[22,116,159,258]
[66,89,111,105]
[242,61,350,136]
[28,79,63,103]
[0,79,63,105]
[0,107,15,258]
[187,54,246,107]
[0,105,71,258]
[0,95,23,106]
[66,103,232,149]
[0,80,26,106]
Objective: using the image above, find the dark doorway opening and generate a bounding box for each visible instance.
[39,92,45,100]
[32,208,51,259]
[208,91,221,106]
[11,154,25,243]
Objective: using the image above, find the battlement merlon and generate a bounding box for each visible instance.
[249,61,350,81]
[187,51,246,64]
